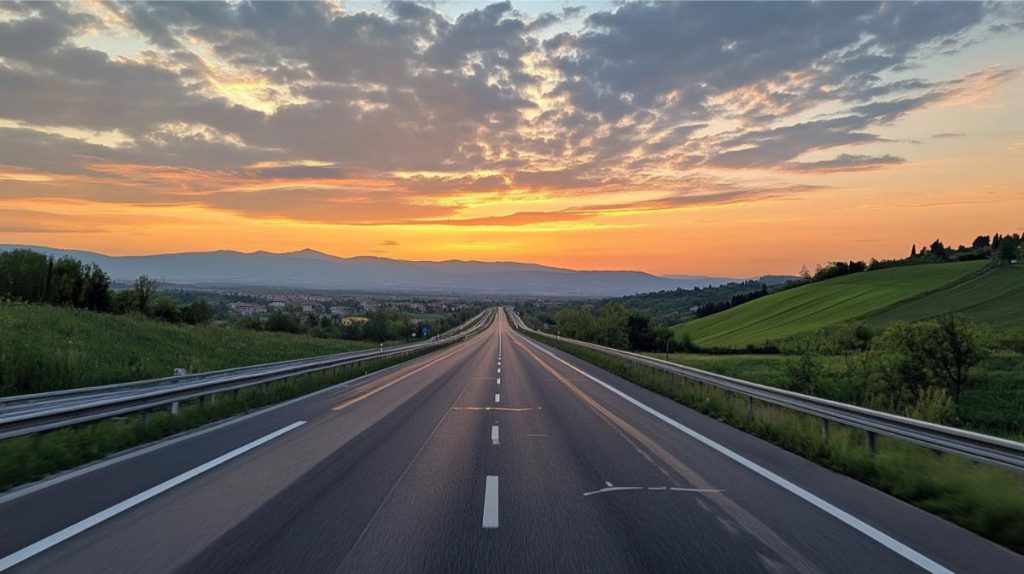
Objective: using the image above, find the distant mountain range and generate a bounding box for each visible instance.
[0,245,741,298]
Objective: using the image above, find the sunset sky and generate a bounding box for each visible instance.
[1,1,1022,277]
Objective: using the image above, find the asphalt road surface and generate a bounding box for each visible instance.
[1,309,1020,573]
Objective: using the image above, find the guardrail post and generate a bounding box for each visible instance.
[142,411,150,428]
[199,395,206,409]
[170,401,179,416]
[746,396,754,420]
[209,393,216,406]
[821,418,829,442]
[867,431,876,454]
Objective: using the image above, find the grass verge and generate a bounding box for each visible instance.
[531,332,1024,553]
[0,303,374,396]
[0,347,438,492]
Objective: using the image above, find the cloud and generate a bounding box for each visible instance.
[0,208,104,234]
[932,132,965,139]
[782,154,905,173]
[0,1,1018,232]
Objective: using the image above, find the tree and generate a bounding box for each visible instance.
[82,264,112,312]
[997,237,1018,263]
[180,300,212,324]
[799,265,811,280]
[131,275,158,313]
[50,257,87,307]
[151,296,181,323]
[875,322,941,404]
[928,315,986,399]
[929,239,947,259]
[595,302,629,348]
[910,244,917,257]
[0,249,49,302]
[626,315,657,351]
[785,349,823,395]
[265,311,302,333]
[874,317,987,406]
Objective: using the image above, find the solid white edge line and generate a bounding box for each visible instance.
[0,421,307,572]
[518,334,953,574]
[491,425,500,445]
[482,475,499,528]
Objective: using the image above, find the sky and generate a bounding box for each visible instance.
[0,1,1022,277]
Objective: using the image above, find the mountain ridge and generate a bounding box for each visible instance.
[0,244,739,297]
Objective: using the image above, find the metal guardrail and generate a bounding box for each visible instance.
[507,309,1024,473]
[0,308,494,441]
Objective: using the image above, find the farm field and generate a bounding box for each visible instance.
[866,265,1024,330]
[674,261,987,348]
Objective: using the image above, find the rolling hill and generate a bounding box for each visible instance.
[674,261,989,348]
[0,245,734,298]
[865,265,1024,330]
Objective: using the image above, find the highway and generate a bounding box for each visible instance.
[0,309,1020,573]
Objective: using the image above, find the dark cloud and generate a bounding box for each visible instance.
[782,154,905,173]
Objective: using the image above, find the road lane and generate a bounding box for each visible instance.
[0,330,494,573]
[2,308,1021,573]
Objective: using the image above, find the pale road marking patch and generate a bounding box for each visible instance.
[451,407,539,412]
[497,367,501,374]
[495,394,501,404]
[0,421,307,572]
[482,475,499,528]
[583,485,725,497]
[517,334,954,574]
[497,378,501,385]
[492,425,500,445]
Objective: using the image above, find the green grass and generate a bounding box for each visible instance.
[649,351,1024,438]
[866,265,1024,330]
[534,333,1024,553]
[675,261,986,348]
[0,303,373,396]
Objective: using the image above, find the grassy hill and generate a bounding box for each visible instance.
[866,265,1024,329]
[0,304,372,396]
[674,261,987,348]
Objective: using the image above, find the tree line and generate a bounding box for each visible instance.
[797,232,1023,285]
[236,304,482,343]
[694,284,769,317]
[541,302,675,353]
[0,249,112,311]
[0,249,211,324]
